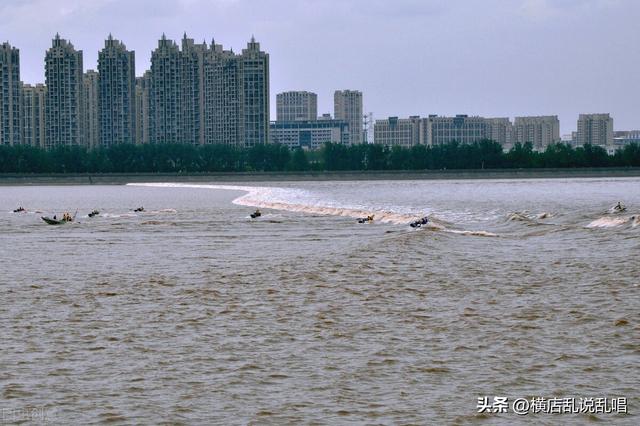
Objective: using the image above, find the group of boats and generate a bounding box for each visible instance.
[249,208,430,228]
[357,214,430,228]
[35,206,144,225]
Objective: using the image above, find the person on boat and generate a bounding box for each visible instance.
[410,216,429,228]
[53,215,57,220]
[358,214,374,223]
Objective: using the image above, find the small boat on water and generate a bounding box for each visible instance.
[41,216,69,225]
[88,210,100,217]
[134,207,145,212]
[41,211,75,225]
[358,215,374,224]
[250,209,262,219]
[410,216,429,228]
[611,202,626,213]
[13,207,26,213]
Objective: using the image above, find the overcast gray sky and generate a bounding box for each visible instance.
[1,0,638,134]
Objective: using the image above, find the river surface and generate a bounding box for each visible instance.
[1,178,638,425]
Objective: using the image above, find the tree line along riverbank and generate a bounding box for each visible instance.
[1,141,639,174]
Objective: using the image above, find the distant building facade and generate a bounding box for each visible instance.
[98,35,136,146]
[135,72,151,144]
[277,91,317,121]
[22,84,46,147]
[149,35,182,144]
[240,37,269,147]
[203,43,241,146]
[334,90,363,145]
[426,115,488,146]
[45,34,84,148]
[373,115,518,149]
[180,35,207,145]
[613,130,640,150]
[0,42,21,145]
[374,116,423,147]
[148,34,269,147]
[485,117,514,149]
[513,115,560,150]
[82,70,100,148]
[270,119,348,150]
[577,113,613,147]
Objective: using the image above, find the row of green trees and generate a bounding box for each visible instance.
[0,141,638,174]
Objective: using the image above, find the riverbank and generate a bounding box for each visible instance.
[1,167,640,185]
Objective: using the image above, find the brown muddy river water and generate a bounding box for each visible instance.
[1,178,638,424]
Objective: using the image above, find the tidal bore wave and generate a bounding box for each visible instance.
[127,182,458,230]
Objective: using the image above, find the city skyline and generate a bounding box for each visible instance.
[1,0,638,135]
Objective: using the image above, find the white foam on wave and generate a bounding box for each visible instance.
[446,229,499,237]
[586,216,633,228]
[127,182,500,237]
[128,182,434,226]
[102,213,136,218]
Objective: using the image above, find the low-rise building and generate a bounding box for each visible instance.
[426,115,488,146]
[373,116,423,147]
[613,130,640,151]
[270,119,348,150]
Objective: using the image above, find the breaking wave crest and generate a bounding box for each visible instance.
[587,215,638,228]
[128,182,444,226]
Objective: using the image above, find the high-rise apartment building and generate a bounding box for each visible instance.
[0,42,22,145]
[334,90,363,145]
[2,33,270,150]
[135,71,151,144]
[82,70,100,148]
[203,42,241,145]
[577,113,613,147]
[149,35,181,144]
[22,83,46,147]
[374,116,423,147]
[277,91,317,122]
[98,35,136,146]
[148,34,269,147]
[240,37,269,147]
[513,116,560,150]
[180,34,207,145]
[45,34,84,148]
